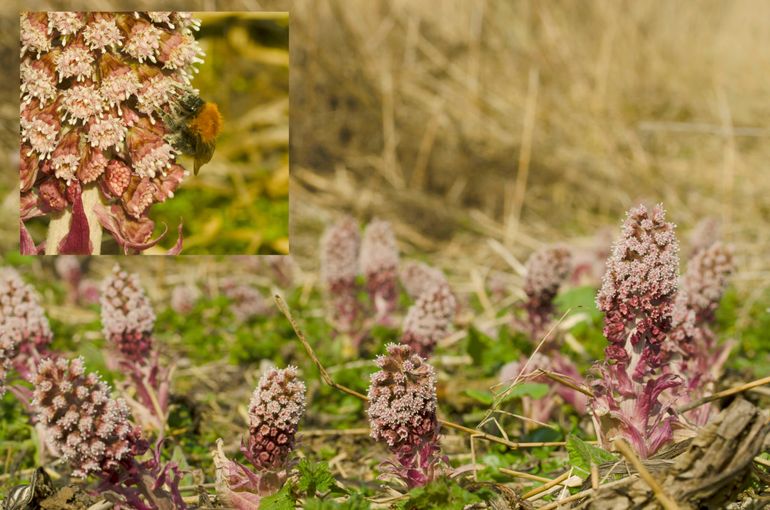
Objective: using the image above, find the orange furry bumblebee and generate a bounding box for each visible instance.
[165,92,223,175]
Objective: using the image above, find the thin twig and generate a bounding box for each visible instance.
[275,295,572,452]
[613,439,681,510]
[498,467,552,483]
[536,475,638,510]
[522,470,571,499]
[535,369,595,398]
[677,375,770,413]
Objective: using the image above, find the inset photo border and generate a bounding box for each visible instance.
[20,11,289,255]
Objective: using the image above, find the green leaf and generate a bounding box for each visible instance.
[260,484,295,510]
[463,389,494,405]
[170,446,194,487]
[566,434,617,479]
[555,286,601,320]
[304,495,370,510]
[395,477,491,510]
[466,326,490,365]
[297,459,335,497]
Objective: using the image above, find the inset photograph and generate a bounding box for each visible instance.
[20,11,289,255]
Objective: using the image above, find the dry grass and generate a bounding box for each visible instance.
[1,0,768,292]
[286,0,770,297]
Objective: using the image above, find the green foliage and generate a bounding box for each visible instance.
[395,477,492,510]
[716,288,770,376]
[566,434,617,479]
[297,459,335,497]
[261,484,295,510]
[303,495,370,510]
[555,286,602,321]
[465,326,521,376]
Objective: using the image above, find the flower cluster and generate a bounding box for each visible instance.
[400,283,456,358]
[222,280,272,324]
[360,219,400,318]
[243,367,307,472]
[54,255,100,305]
[31,356,143,477]
[20,11,205,254]
[170,283,201,314]
[520,246,572,339]
[589,204,682,458]
[320,216,361,332]
[670,241,734,425]
[399,261,448,300]
[687,217,721,259]
[100,265,170,433]
[367,344,443,487]
[100,265,156,362]
[213,367,307,506]
[31,356,185,509]
[0,268,53,392]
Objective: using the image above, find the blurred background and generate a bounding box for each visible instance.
[286,0,769,294]
[3,5,289,254]
[1,0,768,281]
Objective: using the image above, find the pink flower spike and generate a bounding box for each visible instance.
[588,204,682,458]
[399,261,448,301]
[521,245,572,340]
[400,283,456,358]
[320,216,362,332]
[367,344,444,487]
[360,219,400,318]
[243,367,306,472]
[31,356,142,477]
[100,265,156,363]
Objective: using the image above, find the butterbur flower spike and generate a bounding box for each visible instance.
[31,356,141,478]
[0,267,53,389]
[589,204,682,459]
[221,279,272,324]
[100,265,169,432]
[360,219,400,320]
[520,246,572,340]
[400,283,456,358]
[367,344,444,487]
[320,216,362,332]
[243,366,306,474]
[20,11,206,254]
[670,241,735,425]
[31,357,186,509]
[101,265,155,363]
[213,367,306,507]
[399,260,449,301]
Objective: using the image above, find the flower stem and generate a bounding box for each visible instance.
[44,186,102,254]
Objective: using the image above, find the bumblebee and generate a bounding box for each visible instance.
[164,90,223,175]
